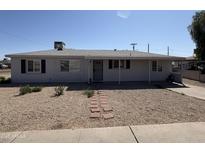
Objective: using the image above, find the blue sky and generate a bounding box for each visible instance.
[0,10,196,58]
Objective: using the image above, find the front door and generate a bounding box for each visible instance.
[93,60,103,82]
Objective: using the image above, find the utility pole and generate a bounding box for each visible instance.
[148,43,150,53]
[130,43,137,51]
[167,46,170,56]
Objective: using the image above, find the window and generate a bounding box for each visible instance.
[60,60,69,72]
[28,60,33,72]
[60,60,80,72]
[108,60,130,69]
[120,60,124,68]
[152,61,162,72]
[113,60,119,68]
[69,60,80,72]
[152,61,157,72]
[27,60,40,73]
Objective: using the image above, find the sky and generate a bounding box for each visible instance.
[0,10,197,59]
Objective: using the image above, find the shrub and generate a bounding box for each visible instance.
[0,76,5,82]
[0,77,11,84]
[19,85,32,95]
[83,88,94,98]
[54,86,65,96]
[32,86,42,92]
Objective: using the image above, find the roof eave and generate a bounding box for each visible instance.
[6,54,185,61]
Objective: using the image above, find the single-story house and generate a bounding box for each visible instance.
[5,47,185,83]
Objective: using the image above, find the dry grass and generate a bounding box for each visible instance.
[0,84,205,132]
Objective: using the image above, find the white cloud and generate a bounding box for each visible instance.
[116,11,131,19]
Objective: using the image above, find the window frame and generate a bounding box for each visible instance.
[152,61,157,72]
[152,60,163,72]
[109,60,130,69]
[113,60,119,69]
[120,60,125,68]
[27,59,41,73]
[69,60,80,72]
[60,60,70,72]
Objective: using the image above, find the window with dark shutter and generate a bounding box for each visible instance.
[21,59,26,73]
[41,59,46,73]
[152,61,157,72]
[126,60,130,69]
[108,60,112,69]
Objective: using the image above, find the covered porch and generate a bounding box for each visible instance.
[86,59,177,84]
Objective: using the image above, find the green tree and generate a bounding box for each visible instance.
[188,11,205,61]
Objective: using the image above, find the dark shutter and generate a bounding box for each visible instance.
[21,59,26,73]
[41,59,46,73]
[108,60,112,69]
[126,60,130,69]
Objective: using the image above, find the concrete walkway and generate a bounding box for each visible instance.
[167,83,205,100]
[1,122,205,143]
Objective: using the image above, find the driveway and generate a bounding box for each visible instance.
[167,83,205,100]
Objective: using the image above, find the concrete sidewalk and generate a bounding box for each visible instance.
[1,122,205,143]
[167,83,205,100]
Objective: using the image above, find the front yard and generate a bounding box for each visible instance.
[1,83,205,132]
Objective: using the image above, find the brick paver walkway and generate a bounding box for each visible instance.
[89,90,114,119]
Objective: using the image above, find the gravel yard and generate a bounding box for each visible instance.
[1,83,205,132]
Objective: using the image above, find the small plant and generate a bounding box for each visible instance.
[83,88,94,98]
[32,86,42,92]
[66,86,70,91]
[54,86,65,96]
[19,85,32,95]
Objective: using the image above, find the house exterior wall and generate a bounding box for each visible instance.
[10,57,172,83]
[11,57,89,83]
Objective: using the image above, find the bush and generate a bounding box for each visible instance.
[0,76,5,82]
[0,77,11,84]
[54,86,65,96]
[83,88,94,98]
[32,86,42,92]
[19,85,32,95]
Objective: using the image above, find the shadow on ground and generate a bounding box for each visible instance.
[0,81,188,91]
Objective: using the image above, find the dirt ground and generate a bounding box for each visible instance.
[1,83,205,132]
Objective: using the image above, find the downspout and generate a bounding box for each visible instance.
[87,59,90,84]
[88,59,92,84]
[148,60,151,84]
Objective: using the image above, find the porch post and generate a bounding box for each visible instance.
[87,59,90,84]
[118,59,121,84]
[148,60,151,83]
[88,59,92,84]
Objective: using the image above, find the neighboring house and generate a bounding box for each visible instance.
[5,47,184,83]
[182,56,197,70]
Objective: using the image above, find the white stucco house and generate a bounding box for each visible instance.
[5,47,184,83]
